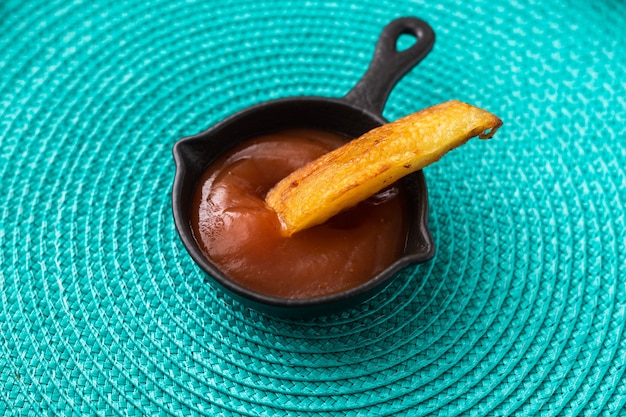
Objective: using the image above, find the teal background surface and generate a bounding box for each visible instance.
[1,0,625,415]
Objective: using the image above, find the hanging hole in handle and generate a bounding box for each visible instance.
[396,33,418,52]
[342,17,435,115]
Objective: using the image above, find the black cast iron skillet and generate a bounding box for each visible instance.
[172,17,436,317]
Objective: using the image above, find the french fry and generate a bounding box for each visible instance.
[265,100,502,236]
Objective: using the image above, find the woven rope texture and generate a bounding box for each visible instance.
[1,0,625,415]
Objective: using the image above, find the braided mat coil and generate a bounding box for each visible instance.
[1,0,625,415]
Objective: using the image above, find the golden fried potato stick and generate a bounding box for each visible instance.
[266,100,502,236]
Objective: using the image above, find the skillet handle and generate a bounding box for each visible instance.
[343,17,435,116]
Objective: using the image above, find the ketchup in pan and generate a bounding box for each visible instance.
[190,129,409,299]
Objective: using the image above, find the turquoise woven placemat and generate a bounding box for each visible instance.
[1,0,625,415]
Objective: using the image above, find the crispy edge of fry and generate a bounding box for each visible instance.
[266,100,502,236]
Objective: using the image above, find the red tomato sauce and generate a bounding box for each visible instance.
[190,129,409,299]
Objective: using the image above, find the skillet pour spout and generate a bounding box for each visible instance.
[172,17,436,317]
